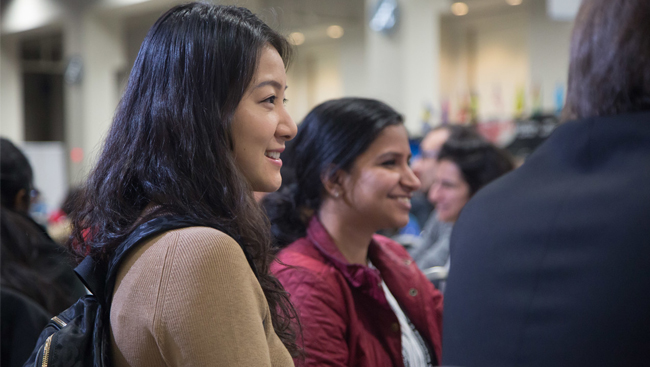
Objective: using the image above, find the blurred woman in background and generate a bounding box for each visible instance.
[69,3,299,366]
[411,129,514,271]
[263,97,443,367]
[1,138,85,367]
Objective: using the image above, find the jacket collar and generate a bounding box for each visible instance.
[306,216,383,292]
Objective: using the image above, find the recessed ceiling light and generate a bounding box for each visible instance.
[451,2,469,16]
[326,25,344,39]
[289,32,305,45]
[506,0,523,5]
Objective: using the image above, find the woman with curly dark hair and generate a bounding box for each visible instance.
[68,3,299,366]
[410,128,513,271]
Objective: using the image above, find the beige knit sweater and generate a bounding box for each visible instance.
[109,226,293,367]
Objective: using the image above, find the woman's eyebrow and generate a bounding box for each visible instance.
[253,80,288,90]
[376,151,403,160]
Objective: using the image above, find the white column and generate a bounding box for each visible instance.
[362,0,446,135]
[528,0,573,113]
[81,13,126,174]
[63,9,86,184]
[0,36,24,142]
[402,0,445,132]
[64,10,126,184]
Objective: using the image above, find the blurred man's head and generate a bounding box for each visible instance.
[563,0,650,121]
[0,138,34,213]
[412,127,451,193]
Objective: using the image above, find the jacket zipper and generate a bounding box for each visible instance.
[51,316,67,328]
[42,334,53,367]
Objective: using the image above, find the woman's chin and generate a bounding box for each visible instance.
[250,177,282,193]
[389,216,410,231]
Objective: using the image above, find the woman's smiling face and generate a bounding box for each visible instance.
[338,124,421,231]
[231,46,297,192]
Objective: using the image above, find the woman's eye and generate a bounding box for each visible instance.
[263,96,277,104]
[381,160,397,166]
[283,98,289,106]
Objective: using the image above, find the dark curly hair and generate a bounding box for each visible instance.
[68,3,299,356]
[437,127,514,196]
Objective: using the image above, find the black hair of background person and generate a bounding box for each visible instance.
[261,97,403,248]
[0,138,85,315]
[442,1,650,366]
[67,3,299,355]
[437,129,515,196]
[0,137,33,210]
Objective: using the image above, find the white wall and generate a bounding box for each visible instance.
[22,141,68,215]
[440,0,573,122]
[529,0,572,114]
[79,14,126,176]
[0,36,24,142]
[474,13,529,120]
[286,40,344,123]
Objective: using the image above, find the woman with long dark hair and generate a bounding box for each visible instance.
[262,98,443,367]
[69,3,299,366]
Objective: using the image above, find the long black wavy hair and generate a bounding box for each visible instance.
[68,3,299,355]
[261,98,403,248]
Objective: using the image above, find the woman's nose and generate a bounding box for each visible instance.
[276,106,297,141]
[402,165,421,192]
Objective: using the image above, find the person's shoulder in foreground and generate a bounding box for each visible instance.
[442,112,650,367]
[111,226,292,367]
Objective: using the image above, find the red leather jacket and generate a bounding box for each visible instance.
[272,217,443,367]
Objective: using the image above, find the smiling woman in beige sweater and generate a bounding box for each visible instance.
[67,3,299,366]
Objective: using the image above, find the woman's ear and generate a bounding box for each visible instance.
[321,166,345,199]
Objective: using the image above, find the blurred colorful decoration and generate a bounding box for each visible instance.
[492,85,504,119]
[441,99,450,125]
[555,83,565,115]
[419,103,435,136]
[531,84,543,116]
[476,119,517,147]
[70,147,84,163]
[458,93,470,124]
[469,92,479,125]
[514,86,526,118]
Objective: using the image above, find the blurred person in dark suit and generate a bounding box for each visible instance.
[442,1,650,366]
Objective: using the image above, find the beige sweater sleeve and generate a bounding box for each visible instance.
[110,227,293,367]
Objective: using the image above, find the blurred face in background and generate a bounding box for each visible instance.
[338,124,421,231]
[428,159,470,223]
[411,128,451,194]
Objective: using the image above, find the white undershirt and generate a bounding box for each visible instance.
[369,261,432,367]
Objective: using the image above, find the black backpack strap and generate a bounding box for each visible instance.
[74,255,106,300]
